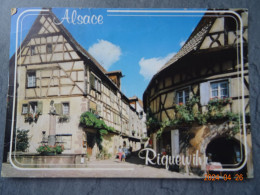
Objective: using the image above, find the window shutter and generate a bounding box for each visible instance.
[37,101,43,114]
[54,103,62,115]
[110,91,114,103]
[90,73,95,89]
[118,114,120,124]
[200,82,210,106]
[113,113,116,123]
[89,101,97,112]
[97,104,102,116]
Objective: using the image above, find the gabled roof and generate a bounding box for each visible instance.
[10,9,137,102]
[158,16,214,73]
[157,14,215,75]
[10,9,107,74]
[143,13,216,97]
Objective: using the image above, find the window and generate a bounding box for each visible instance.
[210,81,229,99]
[31,45,36,55]
[176,88,190,104]
[46,44,52,54]
[62,103,69,115]
[90,73,101,92]
[225,17,237,32]
[95,79,101,92]
[22,104,28,114]
[29,102,38,114]
[27,71,36,88]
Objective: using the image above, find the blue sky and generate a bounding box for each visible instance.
[10,8,205,100]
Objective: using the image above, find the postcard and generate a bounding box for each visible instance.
[1,8,252,179]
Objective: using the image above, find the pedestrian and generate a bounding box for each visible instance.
[122,151,126,162]
[118,146,123,162]
[122,146,127,162]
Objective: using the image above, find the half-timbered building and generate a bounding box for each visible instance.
[8,9,143,160]
[143,10,253,177]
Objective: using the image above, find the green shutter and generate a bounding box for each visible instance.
[37,101,43,114]
[54,103,62,115]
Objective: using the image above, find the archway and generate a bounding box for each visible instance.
[206,136,247,176]
[206,137,243,166]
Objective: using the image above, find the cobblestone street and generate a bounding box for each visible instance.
[1,155,199,178]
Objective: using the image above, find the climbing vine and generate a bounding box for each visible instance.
[79,111,115,150]
[146,96,246,140]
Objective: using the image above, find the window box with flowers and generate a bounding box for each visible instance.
[23,101,42,124]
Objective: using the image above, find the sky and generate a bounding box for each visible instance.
[10,8,205,100]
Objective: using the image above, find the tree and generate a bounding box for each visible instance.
[15,129,30,152]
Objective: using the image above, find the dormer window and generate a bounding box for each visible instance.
[46,44,52,54]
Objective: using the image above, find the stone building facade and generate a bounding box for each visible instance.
[143,10,253,177]
[8,9,143,159]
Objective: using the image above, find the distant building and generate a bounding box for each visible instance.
[143,10,252,177]
[5,9,144,161]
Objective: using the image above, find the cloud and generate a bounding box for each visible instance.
[88,40,122,70]
[139,52,176,80]
[180,40,185,47]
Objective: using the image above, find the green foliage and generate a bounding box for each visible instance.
[208,97,232,113]
[15,129,30,152]
[80,111,115,150]
[175,104,195,123]
[36,144,64,155]
[147,96,244,140]
[55,145,64,154]
[142,137,149,142]
[145,108,161,133]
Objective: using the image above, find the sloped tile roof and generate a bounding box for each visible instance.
[158,16,214,74]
